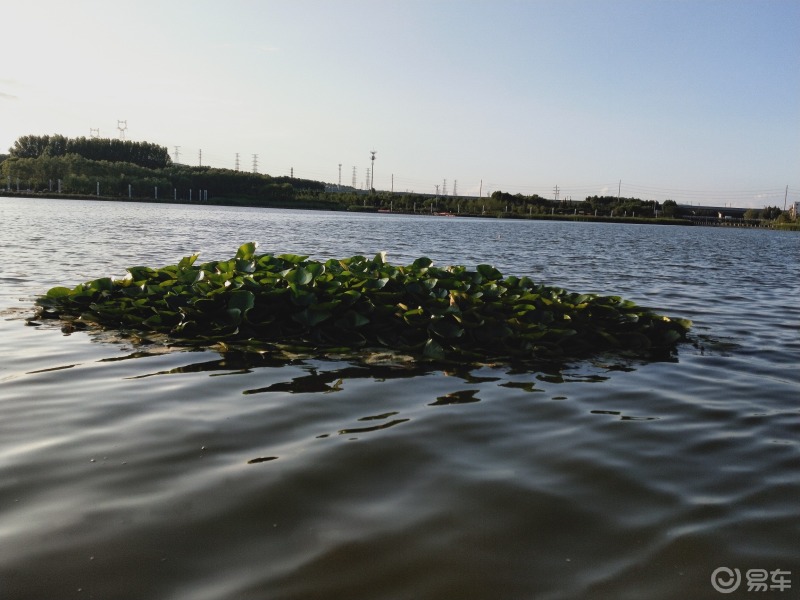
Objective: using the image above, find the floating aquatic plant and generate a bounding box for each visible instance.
[34,242,691,363]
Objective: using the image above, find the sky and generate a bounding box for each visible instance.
[2,0,798,208]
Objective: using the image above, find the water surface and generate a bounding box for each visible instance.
[1,197,798,599]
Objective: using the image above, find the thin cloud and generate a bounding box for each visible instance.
[0,91,19,100]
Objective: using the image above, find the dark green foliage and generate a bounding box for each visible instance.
[35,243,692,364]
[9,134,172,169]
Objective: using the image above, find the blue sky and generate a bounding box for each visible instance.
[2,0,798,207]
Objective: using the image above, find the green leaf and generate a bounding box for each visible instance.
[335,310,370,329]
[412,257,433,269]
[46,286,73,298]
[235,242,258,260]
[284,267,313,286]
[278,253,308,265]
[292,308,332,327]
[228,290,255,314]
[476,264,503,281]
[423,338,446,360]
[89,278,114,292]
[178,254,200,270]
[429,318,464,339]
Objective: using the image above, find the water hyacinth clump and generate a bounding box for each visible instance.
[35,242,691,363]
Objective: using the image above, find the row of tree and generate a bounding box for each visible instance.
[9,135,173,170]
[290,190,685,219]
[1,134,790,221]
[1,133,326,203]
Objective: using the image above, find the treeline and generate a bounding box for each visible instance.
[9,134,173,170]
[1,134,326,205]
[1,134,791,222]
[292,190,679,219]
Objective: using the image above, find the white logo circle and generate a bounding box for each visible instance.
[711,567,742,594]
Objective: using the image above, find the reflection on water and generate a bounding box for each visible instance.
[1,198,798,600]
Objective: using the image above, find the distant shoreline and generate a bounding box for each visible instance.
[3,190,796,230]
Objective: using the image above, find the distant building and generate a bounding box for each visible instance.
[790,202,800,219]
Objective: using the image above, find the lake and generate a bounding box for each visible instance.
[1,197,798,599]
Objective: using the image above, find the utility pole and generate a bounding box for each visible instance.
[784,185,789,211]
[618,180,621,202]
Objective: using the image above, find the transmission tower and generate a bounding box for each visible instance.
[252,154,259,173]
[338,163,342,188]
[235,153,240,171]
[365,168,370,190]
[352,166,357,188]
[442,179,447,196]
[370,150,377,190]
[117,120,127,140]
[89,128,100,138]
[198,149,202,166]
[173,146,181,163]
[453,180,458,197]
[553,184,560,202]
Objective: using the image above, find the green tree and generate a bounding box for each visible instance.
[661,199,678,218]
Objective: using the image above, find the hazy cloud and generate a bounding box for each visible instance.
[0,91,19,100]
